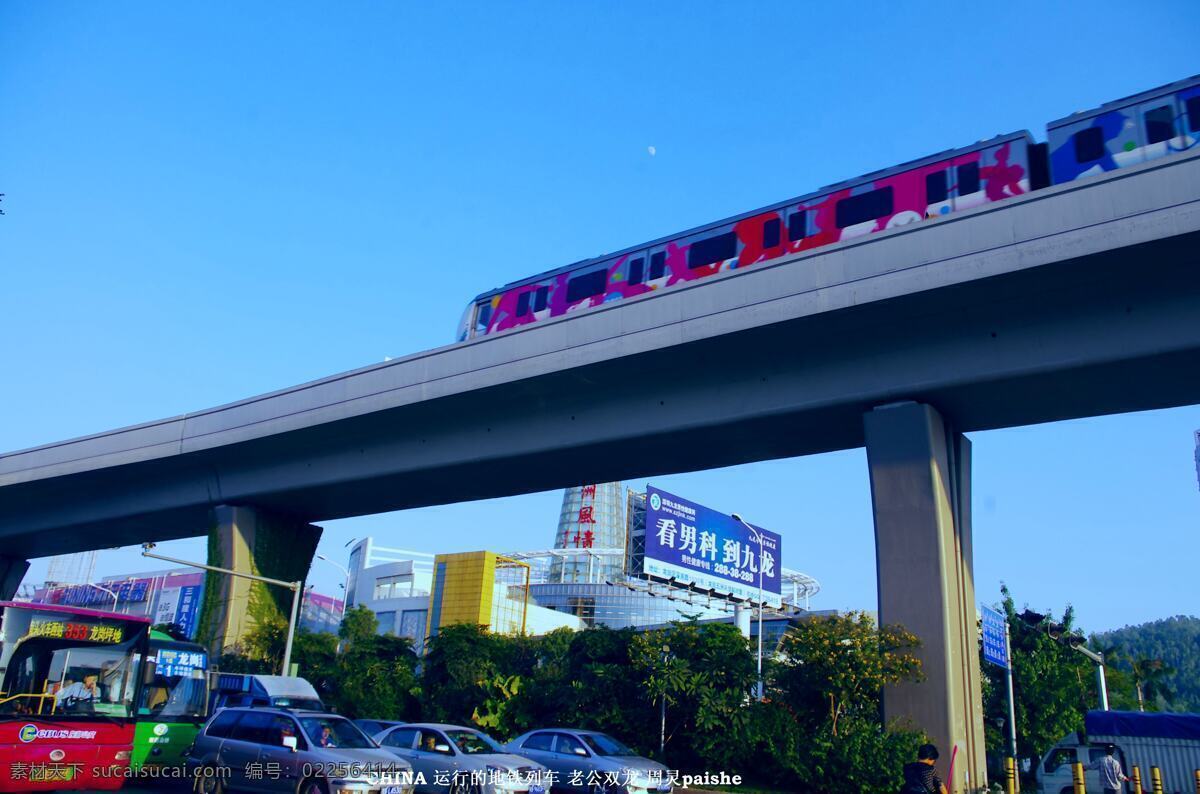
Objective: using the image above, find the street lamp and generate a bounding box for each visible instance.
[1018,611,1110,710]
[732,513,766,702]
[47,581,120,611]
[142,543,303,677]
[315,554,351,616]
[659,643,671,758]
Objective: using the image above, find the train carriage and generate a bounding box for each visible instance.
[458,73,1199,344]
[1046,73,1200,185]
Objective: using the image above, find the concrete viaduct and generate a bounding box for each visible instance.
[4,148,1199,790]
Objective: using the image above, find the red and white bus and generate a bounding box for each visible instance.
[0,600,152,791]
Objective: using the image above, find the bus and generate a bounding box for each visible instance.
[0,600,151,791]
[130,629,209,773]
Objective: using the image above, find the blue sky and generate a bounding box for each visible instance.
[2,1,1198,633]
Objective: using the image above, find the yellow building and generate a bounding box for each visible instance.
[426,551,531,637]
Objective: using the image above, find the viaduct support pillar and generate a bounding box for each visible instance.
[864,401,986,792]
[195,505,322,658]
[0,555,30,601]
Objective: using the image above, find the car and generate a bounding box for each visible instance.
[373,722,549,794]
[187,706,415,794]
[504,729,672,794]
[356,719,406,737]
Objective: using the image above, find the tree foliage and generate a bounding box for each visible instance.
[1094,615,1197,712]
[214,613,925,792]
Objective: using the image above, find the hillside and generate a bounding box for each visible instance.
[1093,615,1200,712]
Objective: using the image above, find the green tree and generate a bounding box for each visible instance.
[760,612,926,794]
[980,585,1097,786]
[335,633,421,720]
[421,623,505,726]
[1129,657,1174,712]
[1094,615,1199,712]
[775,611,922,735]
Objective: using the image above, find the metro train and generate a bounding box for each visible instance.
[458,74,1200,342]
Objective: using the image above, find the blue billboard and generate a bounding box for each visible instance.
[643,486,782,607]
[173,585,201,640]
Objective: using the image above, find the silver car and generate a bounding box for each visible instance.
[187,707,415,794]
[374,722,549,794]
[504,729,672,794]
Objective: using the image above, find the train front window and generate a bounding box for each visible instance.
[140,646,208,720]
[475,301,493,333]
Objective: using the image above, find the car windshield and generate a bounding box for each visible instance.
[581,733,636,757]
[299,716,374,749]
[445,729,504,754]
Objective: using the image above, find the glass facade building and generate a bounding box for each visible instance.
[549,482,627,583]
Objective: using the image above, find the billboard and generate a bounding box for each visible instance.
[642,486,782,607]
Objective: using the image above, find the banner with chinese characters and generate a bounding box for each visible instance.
[642,486,782,607]
[26,617,126,643]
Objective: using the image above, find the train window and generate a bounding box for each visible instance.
[1074,126,1105,163]
[1144,105,1175,144]
[533,286,549,312]
[1187,97,1200,133]
[957,162,980,196]
[835,187,893,229]
[627,257,645,285]
[516,292,531,317]
[926,170,949,204]
[787,210,807,241]
[476,301,493,330]
[761,218,781,249]
[649,251,666,280]
[687,231,738,269]
[566,270,607,303]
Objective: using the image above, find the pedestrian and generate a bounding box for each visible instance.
[900,743,948,794]
[1085,744,1128,794]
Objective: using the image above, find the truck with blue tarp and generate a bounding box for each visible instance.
[1036,710,1200,793]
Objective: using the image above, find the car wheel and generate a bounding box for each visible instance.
[194,769,225,794]
[298,777,330,794]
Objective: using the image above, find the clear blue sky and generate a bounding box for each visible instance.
[3,2,1198,633]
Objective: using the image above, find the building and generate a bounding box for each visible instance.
[344,540,584,651]
[550,482,627,583]
[24,567,342,640]
[338,482,821,645]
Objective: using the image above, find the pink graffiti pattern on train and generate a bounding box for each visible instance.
[481,141,1027,336]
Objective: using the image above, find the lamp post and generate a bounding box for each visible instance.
[659,643,670,758]
[732,513,766,702]
[315,554,351,616]
[48,581,120,611]
[142,543,302,677]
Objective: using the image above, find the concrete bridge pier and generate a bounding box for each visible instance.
[864,401,987,792]
[195,504,322,658]
[0,555,29,601]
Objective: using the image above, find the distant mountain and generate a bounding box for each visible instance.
[1093,615,1200,712]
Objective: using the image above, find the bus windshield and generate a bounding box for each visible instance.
[0,602,149,719]
[139,641,208,721]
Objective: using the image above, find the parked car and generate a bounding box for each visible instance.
[187,706,414,793]
[505,729,672,794]
[374,722,549,794]
[356,719,406,737]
